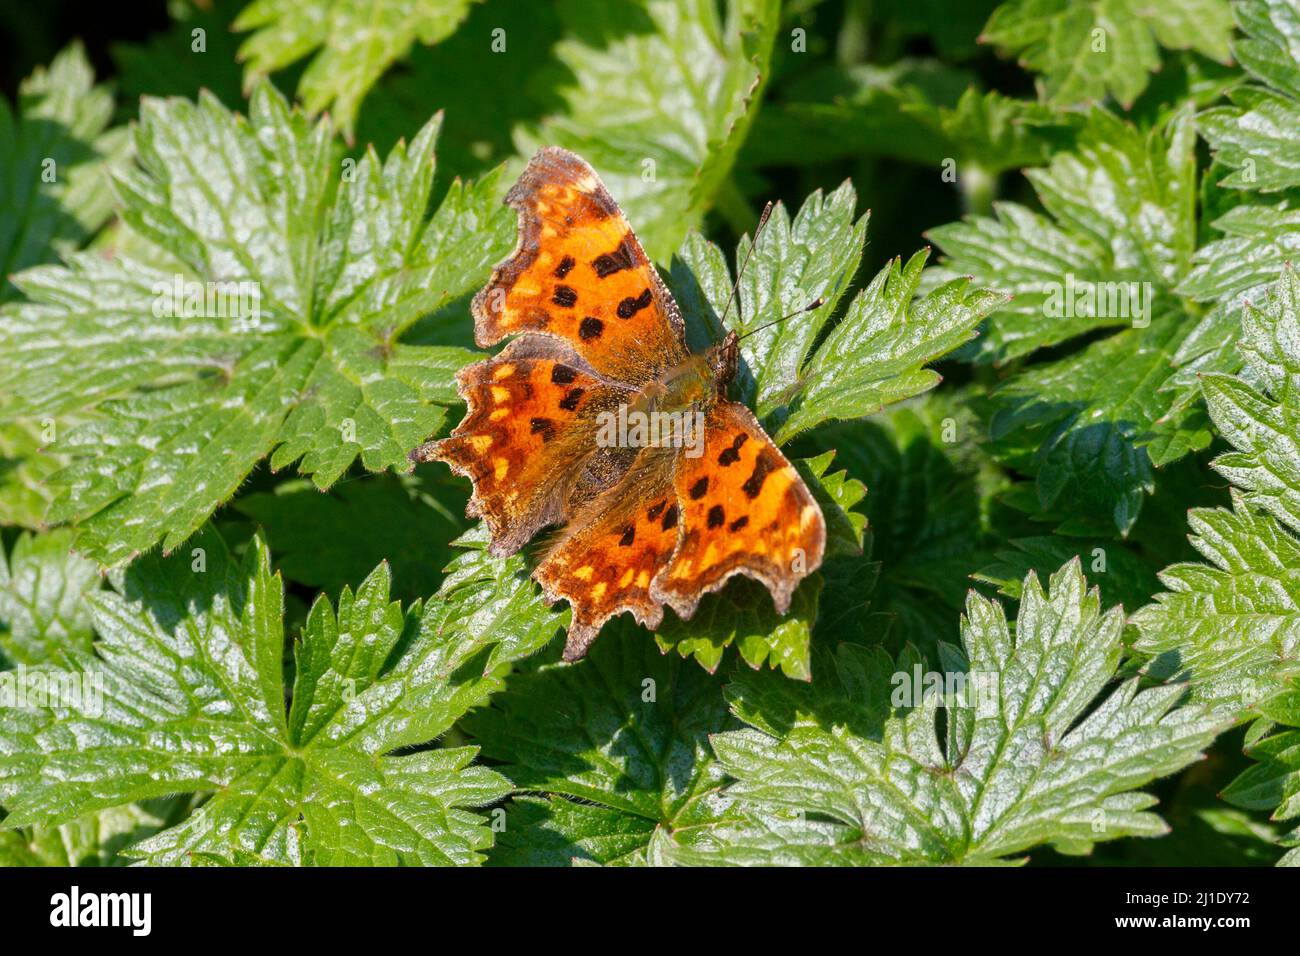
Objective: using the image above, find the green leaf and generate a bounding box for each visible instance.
[514,0,780,261]
[0,527,526,865]
[234,0,480,139]
[234,469,467,604]
[0,530,99,668]
[671,185,1000,443]
[0,419,65,529]
[1133,267,1300,714]
[797,395,1005,655]
[0,42,131,302]
[974,535,1159,613]
[1223,682,1300,864]
[0,803,176,867]
[655,575,822,680]
[930,109,1213,532]
[670,561,1222,865]
[741,61,973,168]
[776,250,1004,443]
[0,85,513,566]
[981,0,1234,108]
[425,525,567,673]
[918,87,1081,175]
[1199,0,1300,192]
[465,622,737,866]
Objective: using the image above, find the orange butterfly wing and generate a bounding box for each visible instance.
[429,335,633,557]
[534,448,680,660]
[653,401,826,621]
[472,147,689,385]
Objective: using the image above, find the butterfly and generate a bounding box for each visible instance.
[415,147,825,661]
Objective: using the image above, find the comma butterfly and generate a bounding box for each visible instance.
[414,148,825,661]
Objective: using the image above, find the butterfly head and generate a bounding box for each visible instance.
[706,330,740,394]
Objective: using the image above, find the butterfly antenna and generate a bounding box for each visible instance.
[715,201,774,334]
[736,296,826,342]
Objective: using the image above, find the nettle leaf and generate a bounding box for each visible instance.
[465,622,737,866]
[1223,682,1300,865]
[0,802,176,867]
[0,419,64,529]
[0,527,542,865]
[672,184,1000,443]
[669,561,1222,865]
[1132,267,1300,714]
[930,110,1213,532]
[915,87,1081,176]
[0,85,512,567]
[741,61,968,169]
[423,525,567,672]
[981,0,1234,108]
[0,42,131,302]
[514,0,780,261]
[233,0,480,139]
[797,395,1005,655]
[974,535,1159,614]
[0,530,100,668]
[235,469,468,604]
[1200,0,1300,192]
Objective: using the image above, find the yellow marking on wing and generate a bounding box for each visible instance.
[591,582,607,601]
[619,568,635,587]
[493,457,509,480]
[493,364,516,380]
[470,434,493,453]
[489,408,509,422]
[636,570,650,589]
[575,565,594,581]
[490,386,510,404]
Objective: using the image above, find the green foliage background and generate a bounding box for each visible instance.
[1,0,1298,866]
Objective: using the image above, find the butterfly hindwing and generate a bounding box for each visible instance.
[534,448,680,660]
[653,401,826,620]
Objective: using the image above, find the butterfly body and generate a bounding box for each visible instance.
[420,148,825,661]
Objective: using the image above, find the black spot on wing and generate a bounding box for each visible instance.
[619,525,635,547]
[728,515,749,532]
[530,417,556,442]
[661,503,679,531]
[707,504,726,529]
[689,476,709,499]
[718,432,748,466]
[552,285,578,308]
[592,236,637,278]
[559,387,585,411]
[647,500,666,521]
[616,288,653,319]
[551,364,577,385]
[553,256,575,279]
[742,451,779,499]
[579,316,604,340]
